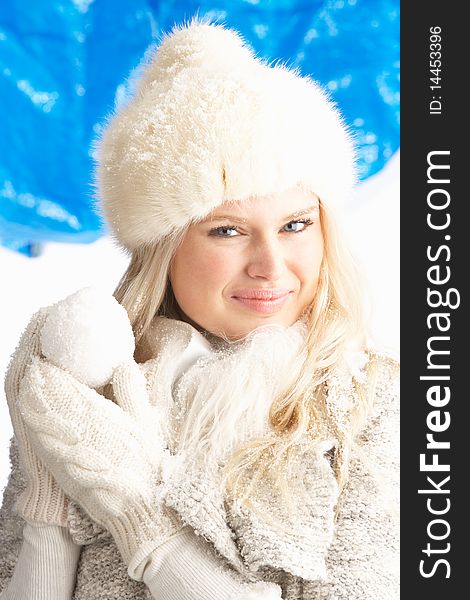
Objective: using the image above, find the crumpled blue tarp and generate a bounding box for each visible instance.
[0,0,399,256]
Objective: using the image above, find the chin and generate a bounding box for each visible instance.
[224,313,294,341]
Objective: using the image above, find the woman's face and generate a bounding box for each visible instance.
[170,187,324,340]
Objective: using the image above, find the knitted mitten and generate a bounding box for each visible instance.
[17,357,282,599]
[17,357,182,568]
[5,309,69,526]
[5,287,135,526]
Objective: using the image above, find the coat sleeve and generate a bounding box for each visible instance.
[302,355,400,600]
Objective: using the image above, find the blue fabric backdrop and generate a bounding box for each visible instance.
[0,0,399,256]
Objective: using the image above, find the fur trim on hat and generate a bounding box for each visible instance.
[95,17,357,251]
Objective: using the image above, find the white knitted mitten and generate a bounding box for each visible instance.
[17,356,183,568]
[5,309,69,526]
[17,356,281,599]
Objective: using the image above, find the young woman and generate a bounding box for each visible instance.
[0,18,399,600]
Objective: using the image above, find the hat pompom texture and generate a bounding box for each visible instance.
[96,18,357,251]
[40,287,135,388]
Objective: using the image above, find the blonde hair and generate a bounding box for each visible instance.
[114,201,377,520]
[114,229,187,344]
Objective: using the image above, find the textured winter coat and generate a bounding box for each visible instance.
[0,317,399,600]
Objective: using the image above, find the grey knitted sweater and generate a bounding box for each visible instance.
[0,326,399,600]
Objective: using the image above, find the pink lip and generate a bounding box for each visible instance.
[230,289,293,315]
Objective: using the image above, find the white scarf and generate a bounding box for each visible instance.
[146,318,308,467]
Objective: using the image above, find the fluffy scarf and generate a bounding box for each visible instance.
[170,319,309,466]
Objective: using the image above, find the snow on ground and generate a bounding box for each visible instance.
[0,151,399,494]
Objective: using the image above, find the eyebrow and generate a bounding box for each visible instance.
[204,205,320,224]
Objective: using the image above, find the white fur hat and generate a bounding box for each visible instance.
[95,18,357,251]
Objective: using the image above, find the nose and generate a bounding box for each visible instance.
[246,237,285,281]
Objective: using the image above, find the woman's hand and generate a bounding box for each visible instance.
[6,287,135,527]
[16,356,183,569]
[5,309,69,526]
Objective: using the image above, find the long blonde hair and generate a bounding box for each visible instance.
[114,201,376,518]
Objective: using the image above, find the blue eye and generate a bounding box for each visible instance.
[283,219,313,233]
[209,225,239,237]
[208,219,314,237]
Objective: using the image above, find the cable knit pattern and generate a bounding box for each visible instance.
[16,357,186,570]
[1,325,399,599]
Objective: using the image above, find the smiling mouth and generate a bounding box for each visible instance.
[232,288,292,299]
[230,290,293,314]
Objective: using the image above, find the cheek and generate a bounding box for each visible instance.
[293,232,324,290]
[170,240,236,306]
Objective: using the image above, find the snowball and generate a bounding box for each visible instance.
[40,287,135,388]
